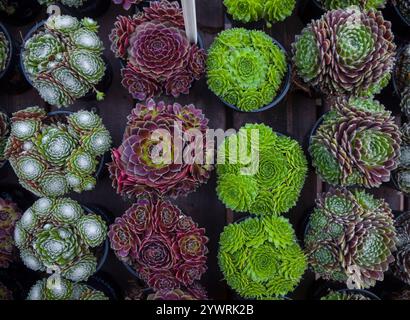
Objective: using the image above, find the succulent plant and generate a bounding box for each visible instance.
[22,15,105,108]
[305,188,397,289]
[218,216,307,299]
[0,111,9,167]
[0,31,9,73]
[27,277,108,300]
[224,0,296,24]
[108,99,212,199]
[317,0,386,10]
[207,28,287,112]
[0,281,12,300]
[396,45,410,117]
[112,0,143,10]
[5,107,111,197]
[216,123,307,215]
[14,197,107,282]
[147,289,200,301]
[391,212,410,285]
[109,196,208,292]
[310,97,401,188]
[0,197,22,268]
[37,0,86,7]
[110,1,206,100]
[394,123,410,194]
[292,6,396,96]
[320,290,371,300]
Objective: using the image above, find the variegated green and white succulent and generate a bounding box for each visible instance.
[14,197,107,282]
[0,31,9,73]
[23,15,105,108]
[5,107,112,197]
[37,0,87,8]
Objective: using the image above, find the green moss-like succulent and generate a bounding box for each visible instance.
[310,97,401,188]
[224,0,296,23]
[218,216,307,299]
[317,0,386,10]
[305,188,397,289]
[207,28,287,112]
[23,15,105,108]
[14,197,107,282]
[5,107,112,197]
[216,123,307,216]
[37,0,86,8]
[0,31,9,73]
[27,277,108,300]
[320,290,371,300]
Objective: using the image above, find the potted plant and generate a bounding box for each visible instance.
[37,0,111,18]
[108,196,209,293]
[108,99,212,199]
[0,24,11,83]
[305,188,397,289]
[109,0,206,101]
[218,216,307,299]
[320,289,379,300]
[14,197,108,282]
[292,6,396,97]
[0,197,22,269]
[309,97,401,188]
[391,211,410,285]
[0,111,9,169]
[216,123,307,215]
[207,28,290,112]
[393,124,410,193]
[5,107,112,198]
[394,44,410,117]
[27,277,108,300]
[223,0,296,26]
[0,0,41,26]
[21,15,109,108]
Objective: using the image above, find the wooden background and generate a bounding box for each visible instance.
[0,0,409,300]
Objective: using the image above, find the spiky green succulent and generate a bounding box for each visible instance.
[218,216,307,299]
[5,107,111,197]
[0,31,9,73]
[310,97,401,188]
[37,0,87,8]
[207,28,287,112]
[216,123,307,216]
[305,188,397,289]
[14,197,107,282]
[23,15,105,108]
[321,290,371,300]
[224,0,295,23]
[27,277,108,300]
[317,0,386,10]
[292,6,396,96]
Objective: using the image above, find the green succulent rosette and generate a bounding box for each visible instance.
[0,31,10,73]
[320,290,371,300]
[216,123,307,216]
[224,0,296,24]
[317,0,386,10]
[27,277,108,300]
[22,15,105,108]
[14,197,108,282]
[218,216,307,299]
[5,107,112,198]
[207,28,287,112]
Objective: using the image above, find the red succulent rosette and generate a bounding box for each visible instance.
[108,99,212,199]
[108,197,209,291]
[109,0,206,100]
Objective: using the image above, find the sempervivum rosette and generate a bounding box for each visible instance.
[216,123,307,216]
[218,216,307,299]
[0,197,22,268]
[5,107,112,197]
[391,212,410,285]
[305,188,397,289]
[320,291,371,300]
[396,45,410,117]
[310,97,401,188]
[109,197,209,292]
[108,99,212,199]
[207,28,287,112]
[317,0,386,10]
[109,1,206,100]
[22,15,106,107]
[27,277,108,300]
[14,197,107,282]
[0,30,9,73]
[0,111,10,167]
[292,6,396,96]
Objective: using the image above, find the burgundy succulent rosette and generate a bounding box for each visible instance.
[108,99,212,199]
[109,197,209,292]
[109,0,206,100]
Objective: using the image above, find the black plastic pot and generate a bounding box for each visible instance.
[87,273,121,300]
[321,288,381,300]
[214,38,292,113]
[61,0,111,18]
[20,21,112,106]
[383,2,410,42]
[0,0,41,26]
[392,45,408,98]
